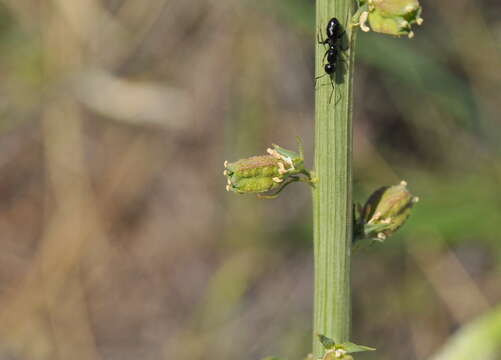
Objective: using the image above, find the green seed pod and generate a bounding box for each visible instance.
[368,10,415,37]
[354,0,423,38]
[360,180,418,241]
[372,0,421,17]
[224,143,312,197]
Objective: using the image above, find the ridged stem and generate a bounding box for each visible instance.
[313,0,357,356]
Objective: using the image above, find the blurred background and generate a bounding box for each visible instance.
[0,0,499,359]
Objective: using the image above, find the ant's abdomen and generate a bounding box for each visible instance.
[324,63,335,74]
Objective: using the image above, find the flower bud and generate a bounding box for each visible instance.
[224,143,312,197]
[372,0,421,17]
[354,0,423,38]
[360,181,418,241]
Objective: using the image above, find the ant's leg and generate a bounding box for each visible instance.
[322,49,329,64]
[316,82,334,88]
[315,34,330,89]
[317,31,323,45]
[334,90,342,105]
[317,25,327,45]
[328,77,335,104]
[328,88,334,105]
[314,73,327,90]
[315,30,328,86]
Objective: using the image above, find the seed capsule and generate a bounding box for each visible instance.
[354,0,423,38]
[360,180,418,241]
[223,143,312,197]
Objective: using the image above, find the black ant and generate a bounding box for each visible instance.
[315,17,347,103]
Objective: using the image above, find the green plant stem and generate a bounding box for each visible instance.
[313,1,357,356]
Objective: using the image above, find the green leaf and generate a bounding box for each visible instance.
[339,341,376,353]
[272,144,301,162]
[318,334,336,349]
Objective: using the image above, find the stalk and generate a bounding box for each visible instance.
[313,0,357,356]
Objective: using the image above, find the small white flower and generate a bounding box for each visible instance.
[368,211,382,224]
[360,11,370,32]
[267,148,282,160]
[334,348,347,358]
[277,162,287,175]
